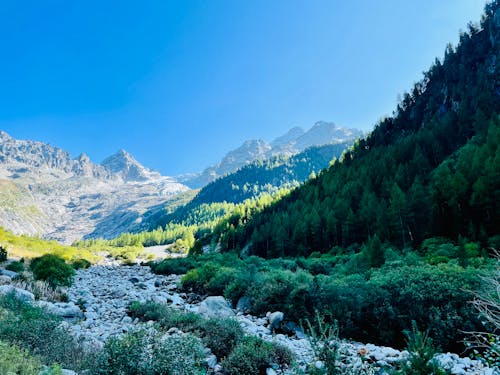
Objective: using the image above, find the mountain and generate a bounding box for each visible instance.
[101,149,163,182]
[0,133,188,243]
[184,140,272,188]
[182,122,362,188]
[270,126,305,149]
[141,142,353,231]
[204,2,500,258]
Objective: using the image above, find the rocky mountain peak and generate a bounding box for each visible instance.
[270,127,305,149]
[101,149,158,182]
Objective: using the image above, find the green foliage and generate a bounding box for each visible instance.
[222,336,293,375]
[6,260,24,272]
[94,330,205,375]
[150,256,199,275]
[0,341,42,375]
[199,318,244,359]
[127,301,243,359]
[128,301,203,333]
[303,314,341,374]
[30,254,75,287]
[169,250,487,352]
[0,245,7,262]
[0,227,98,263]
[397,321,444,375]
[71,258,91,270]
[0,294,88,370]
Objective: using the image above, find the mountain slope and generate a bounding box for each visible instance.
[139,142,353,232]
[206,3,500,258]
[0,134,188,243]
[183,122,362,188]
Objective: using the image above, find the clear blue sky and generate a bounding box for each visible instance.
[0,0,488,176]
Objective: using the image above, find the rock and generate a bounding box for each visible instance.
[0,284,35,302]
[128,277,140,284]
[198,296,235,319]
[206,354,217,368]
[0,275,12,283]
[0,269,19,279]
[266,368,277,375]
[236,296,252,313]
[451,363,466,375]
[154,279,162,287]
[36,301,84,320]
[315,360,324,369]
[268,311,284,330]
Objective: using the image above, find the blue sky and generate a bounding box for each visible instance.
[0,0,488,175]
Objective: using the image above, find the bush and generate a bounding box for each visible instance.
[94,330,205,375]
[397,322,444,375]
[128,301,165,321]
[0,340,42,374]
[128,301,203,332]
[6,260,24,273]
[181,262,219,294]
[199,318,244,359]
[222,336,293,375]
[71,258,91,270]
[30,254,75,287]
[0,246,7,262]
[0,294,88,370]
[247,269,315,321]
[150,256,199,275]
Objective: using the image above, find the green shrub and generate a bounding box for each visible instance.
[0,246,7,262]
[128,301,203,332]
[181,262,219,293]
[94,330,205,375]
[127,301,165,321]
[30,255,75,287]
[222,336,293,375]
[0,294,88,370]
[397,322,445,375]
[150,256,199,275]
[247,269,315,321]
[0,340,42,374]
[199,318,244,359]
[71,258,91,270]
[6,260,24,272]
[303,314,340,374]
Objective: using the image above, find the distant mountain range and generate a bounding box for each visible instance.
[0,131,188,243]
[180,121,362,188]
[0,121,362,243]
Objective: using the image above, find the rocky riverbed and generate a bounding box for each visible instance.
[0,264,497,374]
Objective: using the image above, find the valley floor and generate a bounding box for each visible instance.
[2,262,492,374]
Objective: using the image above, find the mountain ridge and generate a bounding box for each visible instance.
[182,121,362,188]
[0,132,188,243]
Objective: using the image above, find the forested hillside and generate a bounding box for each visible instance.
[132,142,352,240]
[204,3,500,258]
[146,4,500,356]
